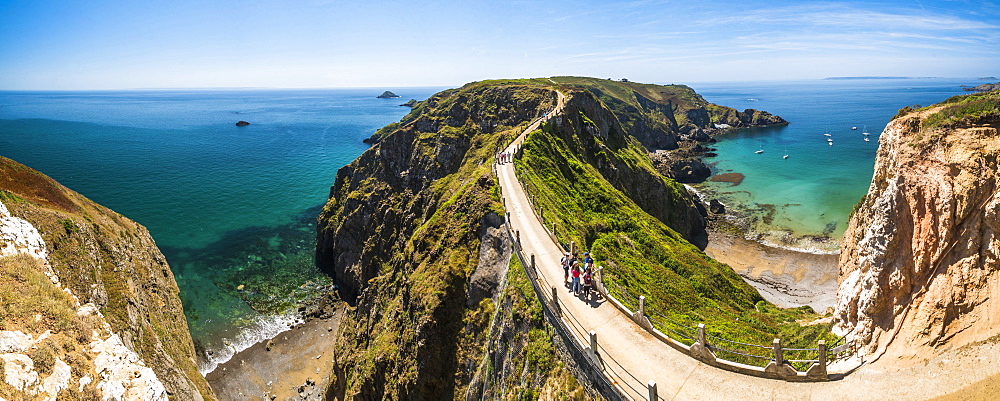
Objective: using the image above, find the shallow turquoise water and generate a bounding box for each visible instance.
[0,88,438,371]
[686,79,977,251]
[0,79,980,369]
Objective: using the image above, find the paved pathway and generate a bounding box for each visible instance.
[493,88,999,400]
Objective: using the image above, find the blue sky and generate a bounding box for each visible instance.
[1,0,998,89]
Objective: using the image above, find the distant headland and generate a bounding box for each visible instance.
[824,76,941,80]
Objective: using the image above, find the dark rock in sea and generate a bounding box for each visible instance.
[709,199,726,214]
[650,146,712,183]
[736,108,788,127]
[704,152,718,158]
[377,91,400,99]
[400,99,418,107]
[963,82,1000,92]
[236,120,250,126]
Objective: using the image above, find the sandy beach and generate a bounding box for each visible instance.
[206,296,344,400]
[705,227,840,313]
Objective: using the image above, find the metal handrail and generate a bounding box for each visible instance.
[495,104,856,398]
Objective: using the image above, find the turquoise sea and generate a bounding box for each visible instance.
[686,79,977,252]
[0,79,978,371]
[0,88,439,372]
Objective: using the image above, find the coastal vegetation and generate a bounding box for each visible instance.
[316,77,828,398]
[0,156,213,400]
[922,90,1000,129]
[513,89,836,365]
[318,81,564,397]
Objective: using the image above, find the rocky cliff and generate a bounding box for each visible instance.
[550,77,787,183]
[0,156,213,400]
[318,81,562,398]
[315,77,729,399]
[835,90,1000,364]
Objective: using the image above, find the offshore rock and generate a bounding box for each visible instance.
[235,120,250,126]
[834,91,1000,365]
[709,199,726,214]
[963,82,1000,92]
[377,91,400,98]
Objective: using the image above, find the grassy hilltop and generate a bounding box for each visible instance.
[315,77,828,399]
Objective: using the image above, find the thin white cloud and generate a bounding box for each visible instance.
[701,3,999,31]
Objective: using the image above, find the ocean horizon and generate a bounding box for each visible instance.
[0,78,980,372]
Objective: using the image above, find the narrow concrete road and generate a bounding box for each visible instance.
[494,88,999,401]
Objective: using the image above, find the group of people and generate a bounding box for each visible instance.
[496,148,517,164]
[561,251,596,299]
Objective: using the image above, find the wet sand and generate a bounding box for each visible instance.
[206,304,344,400]
[705,228,840,313]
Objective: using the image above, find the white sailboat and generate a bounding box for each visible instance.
[783,151,789,159]
[862,125,871,136]
[755,141,764,154]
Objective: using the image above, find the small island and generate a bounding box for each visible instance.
[235,120,250,126]
[377,91,400,99]
[964,82,1000,92]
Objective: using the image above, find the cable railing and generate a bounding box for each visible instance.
[494,101,860,400]
[599,275,855,374]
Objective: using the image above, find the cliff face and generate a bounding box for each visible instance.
[552,77,787,152]
[550,77,787,184]
[543,89,708,246]
[0,156,213,400]
[835,91,1000,364]
[316,78,720,399]
[317,82,560,398]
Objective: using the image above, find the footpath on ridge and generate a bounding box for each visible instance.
[493,88,999,401]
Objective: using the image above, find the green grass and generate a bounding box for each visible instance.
[922,91,1000,128]
[514,118,836,366]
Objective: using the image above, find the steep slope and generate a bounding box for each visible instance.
[317,81,567,398]
[549,77,787,183]
[0,156,213,400]
[315,77,815,398]
[550,77,787,151]
[835,90,1000,364]
[515,87,833,361]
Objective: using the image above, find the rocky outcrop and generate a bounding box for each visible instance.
[235,120,250,126]
[556,77,785,184]
[0,200,167,400]
[0,156,214,400]
[834,91,1000,365]
[316,78,759,398]
[400,99,419,108]
[318,82,559,398]
[543,89,708,246]
[963,82,1000,92]
[376,91,400,99]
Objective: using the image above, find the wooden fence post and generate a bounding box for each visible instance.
[648,381,657,401]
